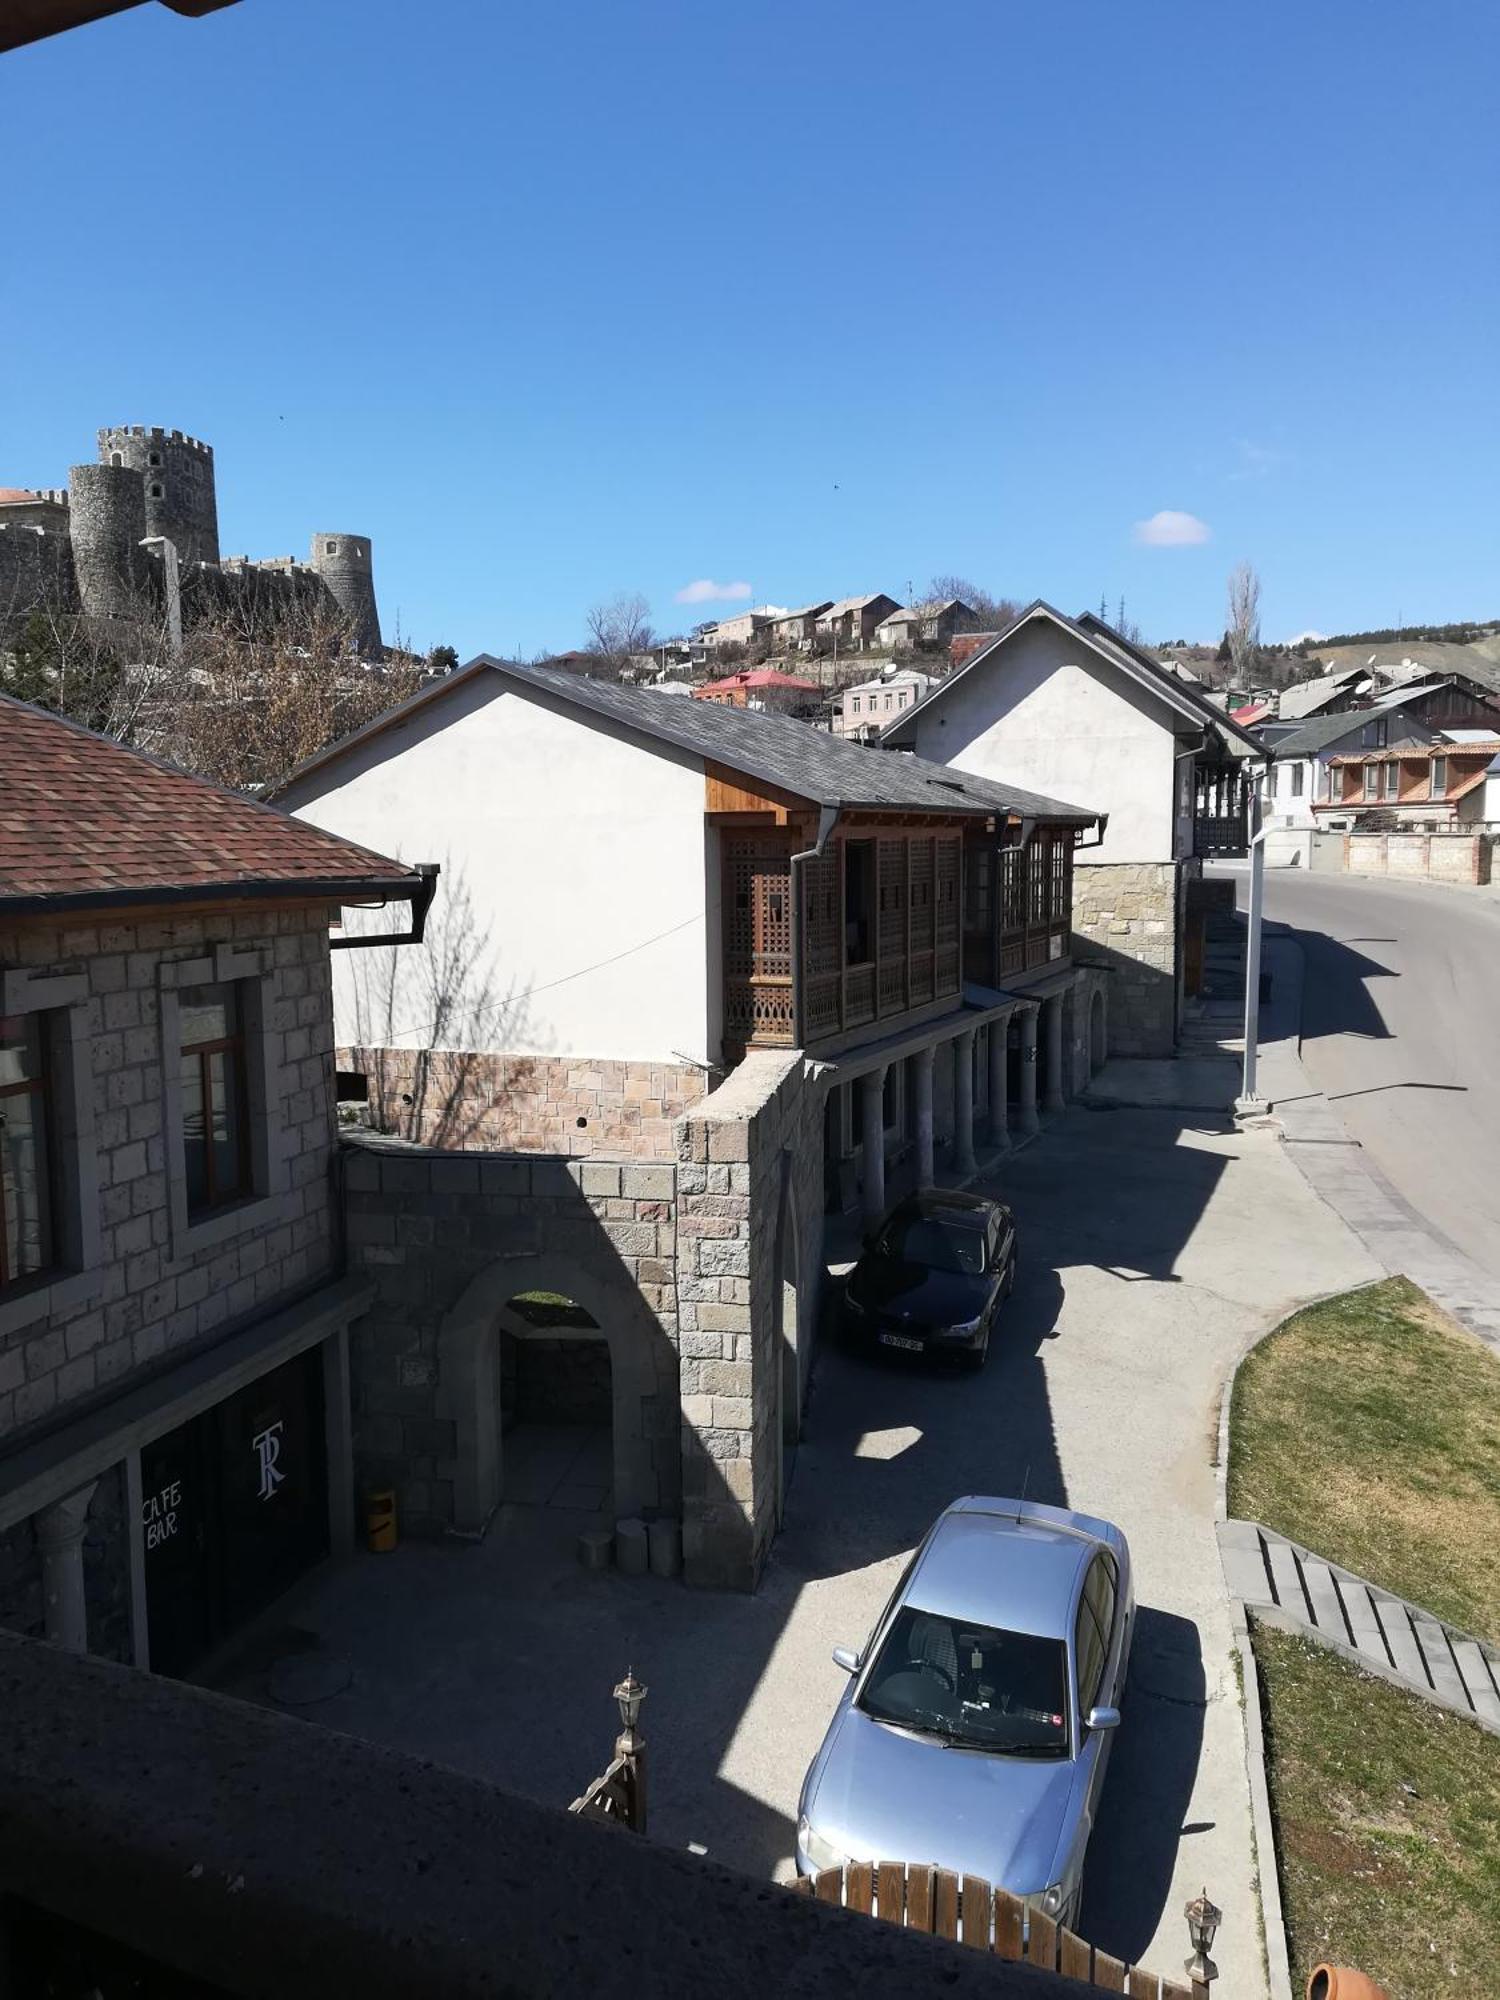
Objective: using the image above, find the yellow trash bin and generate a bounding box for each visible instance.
[365,1488,397,1553]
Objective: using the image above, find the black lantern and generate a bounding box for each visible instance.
[1184,1888,1222,1987]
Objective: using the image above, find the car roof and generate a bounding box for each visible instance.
[888,1189,997,1227]
[905,1500,1100,1638]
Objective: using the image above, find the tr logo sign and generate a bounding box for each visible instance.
[252,1421,286,1502]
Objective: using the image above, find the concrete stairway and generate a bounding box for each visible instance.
[1219,1517,1500,1733]
[1181,907,1247,1057]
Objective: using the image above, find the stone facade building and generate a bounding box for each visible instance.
[0,425,382,655]
[0,694,424,1670]
[281,663,1109,1587]
[885,601,1265,1056]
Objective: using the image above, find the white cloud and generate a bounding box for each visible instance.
[675,577,753,605]
[1286,628,1326,646]
[1133,510,1212,548]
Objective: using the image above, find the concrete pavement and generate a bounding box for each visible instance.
[218,1097,1376,2000]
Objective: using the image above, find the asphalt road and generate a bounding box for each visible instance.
[1246,868,1500,1283]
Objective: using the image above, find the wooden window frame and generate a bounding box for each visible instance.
[180,984,253,1217]
[0,1014,54,1291]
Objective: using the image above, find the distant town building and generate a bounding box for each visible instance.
[703,609,777,650]
[767,602,833,650]
[693,667,821,717]
[873,599,983,651]
[831,667,932,741]
[815,594,901,652]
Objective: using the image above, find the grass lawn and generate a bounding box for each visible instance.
[1228,1277,1500,1639]
[1253,1622,1500,1999]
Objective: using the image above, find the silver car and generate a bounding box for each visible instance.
[795,1496,1134,1930]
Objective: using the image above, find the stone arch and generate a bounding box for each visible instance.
[1090,988,1107,1073]
[436,1253,672,1536]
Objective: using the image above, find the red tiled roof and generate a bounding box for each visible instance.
[1231,701,1272,725]
[695,668,820,694]
[0,488,38,504]
[0,695,418,913]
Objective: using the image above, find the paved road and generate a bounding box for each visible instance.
[1245,868,1500,1284]
[226,1103,1376,1999]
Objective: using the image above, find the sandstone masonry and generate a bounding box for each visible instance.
[1070,860,1180,1058]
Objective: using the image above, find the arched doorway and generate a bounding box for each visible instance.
[498,1294,613,1520]
[1090,989,1107,1073]
[436,1255,670,1539]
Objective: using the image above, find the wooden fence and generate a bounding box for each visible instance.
[791,1862,1199,1998]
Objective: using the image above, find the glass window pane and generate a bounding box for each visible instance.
[2,1083,51,1283]
[181,1051,209,1210]
[207,1049,245,1201]
[180,984,236,1050]
[858,1606,1069,1756]
[0,1014,42,1090]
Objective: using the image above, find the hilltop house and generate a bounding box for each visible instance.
[768,602,833,650]
[704,609,776,651]
[279,662,1105,1586]
[0,695,427,1676]
[883,602,1265,1055]
[692,667,821,718]
[874,599,982,651]
[815,594,901,652]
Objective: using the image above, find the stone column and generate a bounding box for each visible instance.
[1043,994,1066,1114]
[988,1013,1010,1149]
[860,1066,887,1225]
[953,1028,977,1176]
[37,1481,98,1655]
[1017,1007,1040,1137]
[912,1047,935,1187]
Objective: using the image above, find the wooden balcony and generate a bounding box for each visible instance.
[1193,813,1249,858]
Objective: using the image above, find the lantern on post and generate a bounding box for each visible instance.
[1184,1888,1222,1994]
[613,1667,648,1834]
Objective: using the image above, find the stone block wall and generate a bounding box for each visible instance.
[675,1052,824,1592]
[343,1046,710,1161]
[1344,831,1491,885]
[1070,860,1180,1057]
[0,904,340,1445]
[341,1140,684,1546]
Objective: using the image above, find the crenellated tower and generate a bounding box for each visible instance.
[310,531,382,656]
[97,426,219,566]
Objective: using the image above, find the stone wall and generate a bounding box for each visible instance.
[340,1139,684,1546]
[344,1046,711,1161]
[675,1052,824,1592]
[1070,860,1180,1057]
[0,904,340,1443]
[1345,831,1491,885]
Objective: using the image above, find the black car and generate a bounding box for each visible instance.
[842,1189,1017,1370]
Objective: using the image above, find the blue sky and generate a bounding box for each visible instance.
[5,0,1497,656]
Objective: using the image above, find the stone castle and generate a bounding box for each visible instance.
[0,425,382,656]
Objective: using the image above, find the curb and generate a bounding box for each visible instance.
[1211,1284,1383,2000]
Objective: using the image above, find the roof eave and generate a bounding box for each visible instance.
[0,872,427,921]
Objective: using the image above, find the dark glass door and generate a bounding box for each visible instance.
[141,1347,329,1678]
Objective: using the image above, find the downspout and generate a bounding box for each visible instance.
[331,863,440,950]
[790,806,840,1049]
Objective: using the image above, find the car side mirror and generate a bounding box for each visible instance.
[831,1646,859,1675]
[1085,1705,1121,1733]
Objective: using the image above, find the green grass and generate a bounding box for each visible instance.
[506,1290,598,1329]
[1253,1622,1500,1999]
[1228,1277,1500,1639]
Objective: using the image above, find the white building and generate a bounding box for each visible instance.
[831,667,932,741]
[883,602,1264,1055]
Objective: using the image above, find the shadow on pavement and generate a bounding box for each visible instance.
[1081,1605,1206,1965]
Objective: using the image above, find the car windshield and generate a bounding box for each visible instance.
[857,1606,1069,1757]
[882,1214,988,1276]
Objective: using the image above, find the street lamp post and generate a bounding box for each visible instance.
[1236,772,1269,1117]
[613,1667,648,1835]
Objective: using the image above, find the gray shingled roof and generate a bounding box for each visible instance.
[277,655,1099,825]
[1270,708,1417,757]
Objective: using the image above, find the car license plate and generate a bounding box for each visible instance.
[879,1332,923,1352]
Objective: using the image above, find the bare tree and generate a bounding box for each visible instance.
[925,575,1022,631]
[585,592,656,678]
[1226,563,1262,682]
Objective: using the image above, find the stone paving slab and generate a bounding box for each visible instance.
[1219,1519,1500,1736]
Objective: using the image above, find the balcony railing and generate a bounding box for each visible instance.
[1193,813,1249,858]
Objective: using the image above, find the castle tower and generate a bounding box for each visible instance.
[67,462,148,621]
[310,532,382,656]
[97,426,219,566]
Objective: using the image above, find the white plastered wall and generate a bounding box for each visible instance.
[897,618,1182,863]
[284,674,715,1064]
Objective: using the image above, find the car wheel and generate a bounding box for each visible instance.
[1003,1254,1016,1297]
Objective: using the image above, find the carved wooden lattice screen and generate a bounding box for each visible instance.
[877,839,907,1015]
[723,835,795,1047]
[909,839,935,1005]
[935,835,961,996]
[803,851,841,1039]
